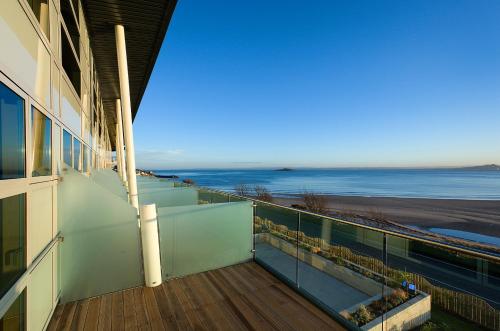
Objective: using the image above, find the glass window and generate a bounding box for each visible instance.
[0,194,26,297]
[31,107,52,177]
[73,138,81,171]
[63,129,72,166]
[0,291,25,330]
[0,82,25,180]
[82,144,88,174]
[53,125,61,175]
[26,0,50,40]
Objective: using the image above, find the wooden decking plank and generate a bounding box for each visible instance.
[58,302,77,331]
[46,262,344,331]
[152,284,178,330]
[47,303,64,331]
[111,292,124,331]
[83,297,101,331]
[162,281,192,330]
[97,294,112,331]
[143,287,166,330]
[122,289,138,331]
[208,268,278,330]
[71,299,89,330]
[132,287,150,330]
[168,277,205,330]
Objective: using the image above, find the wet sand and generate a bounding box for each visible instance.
[273,195,500,238]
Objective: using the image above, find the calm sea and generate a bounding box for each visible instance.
[153,168,500,200]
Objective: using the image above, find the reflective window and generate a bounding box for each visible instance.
[31,107,52,177]
[0,82,25,180]
[0,291,25,330]
[82,144,88,174]
[73,138,81,171]
[53,125,61,175]
[63,129,72,166]
[0,194,26,297]
[27,0,50,39]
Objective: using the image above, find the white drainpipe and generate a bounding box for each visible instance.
[115,24,138,209]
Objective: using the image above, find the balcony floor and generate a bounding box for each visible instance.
[47,262,345,330]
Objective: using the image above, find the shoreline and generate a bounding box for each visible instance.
[272,194,500,244]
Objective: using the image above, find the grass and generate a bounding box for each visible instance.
[414,305,487,331]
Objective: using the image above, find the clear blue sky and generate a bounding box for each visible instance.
[133,0,500,169]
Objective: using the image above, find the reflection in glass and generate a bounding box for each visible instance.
[73,138,81,171]
[0,194,26,297]
[27,0,49,39]
[83,144,89,174]
[31,107,52,177]
[0,291,25,330]
[53,125,61,175]
[0,82,25,180]
[63,129,72,167]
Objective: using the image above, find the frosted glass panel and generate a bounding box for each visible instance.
[139,187,198,208]
[90,169,127,200]
[58,167,142,303]
[29,251,53,331]
[157,201,253,279]
[137,181,174,190]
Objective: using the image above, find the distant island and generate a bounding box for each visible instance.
[275,168,293,171]
[456,164,500,171]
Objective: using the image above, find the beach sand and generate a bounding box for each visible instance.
[273,195,500,238]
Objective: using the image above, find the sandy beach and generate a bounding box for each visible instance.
[274,195,500,238]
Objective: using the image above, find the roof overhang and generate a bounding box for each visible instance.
[81,0,177,149]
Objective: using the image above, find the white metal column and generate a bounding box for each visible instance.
[115,24,138,209]
[115,98,127,185]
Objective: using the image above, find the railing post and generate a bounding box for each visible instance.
[139,204,162,287]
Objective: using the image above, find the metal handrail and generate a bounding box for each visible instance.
[192,184,500,263]
[0,233,63,319]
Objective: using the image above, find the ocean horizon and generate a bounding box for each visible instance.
[152,168,500,200]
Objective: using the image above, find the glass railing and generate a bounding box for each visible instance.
[184,184,500,331]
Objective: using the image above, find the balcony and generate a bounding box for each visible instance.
[47,262,343,330]
[50,169,500,331]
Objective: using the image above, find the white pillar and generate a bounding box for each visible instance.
[115,99,127,184]
[115,24,138,209]
[139,204,163,287]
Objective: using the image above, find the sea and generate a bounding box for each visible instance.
[153,168,500,200]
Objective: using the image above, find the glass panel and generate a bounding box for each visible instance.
[62,129,72,167]
[27,0,49,39]
[299,214,383,329]
[138,187,198,208]
[82,144,88,174]
[90,169,127,200]
[385,235,500,331]
[198,189,229,204]
[31,107,52,177]
[254,203,299,285]
[0,82,25,180]
[58,166,142,303]
[72,138,80,171]
[157,201,253,279]
[53,125,61,175]
[0,194,25,297]
[0,291,25,330]
[29,251,53,331]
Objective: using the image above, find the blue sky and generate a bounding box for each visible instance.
[133,0,500,169]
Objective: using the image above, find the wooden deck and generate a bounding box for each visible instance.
[47,262,345,330]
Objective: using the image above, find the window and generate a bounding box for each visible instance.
[0,291,25,330]
[53,125,61,175]
[60,0,79,56]
[26,0,49,40]
[61,30,81,96]
[63,129,72,166]
[0,82,25,180]
[73,138,81,171]
[0,194,26,298]
[31,107,52,177]
[82,144,88,173]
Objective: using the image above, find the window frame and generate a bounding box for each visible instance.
[29,102,53,180]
